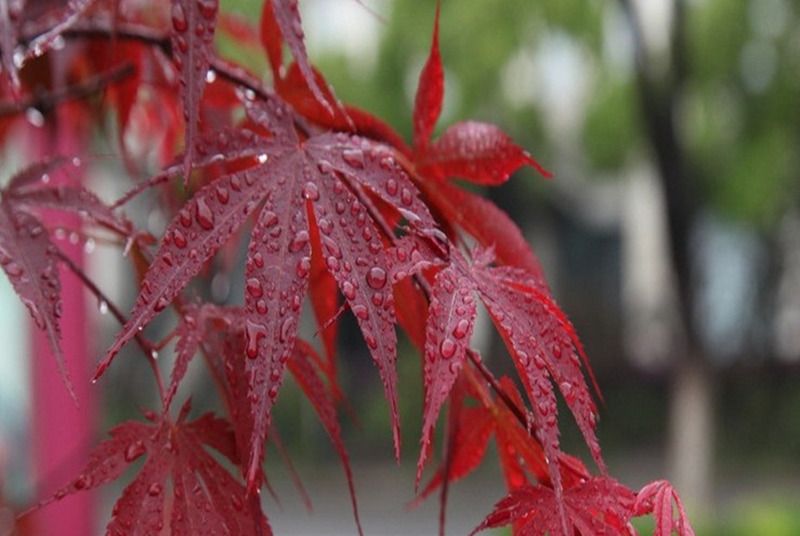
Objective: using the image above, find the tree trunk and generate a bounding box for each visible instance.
[668,356,714,511]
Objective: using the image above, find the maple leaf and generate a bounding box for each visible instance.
[411,4,547,184]
[33,405,270,535]
[260,0,334,114]
[96,96,439,489]
[412,246,604,532]
[403,5,550,278]
[0,0,95,92]
[0,204,68,394]
[418,120,552,185]
[288,339,363,535]
[471,476,635,536]
[162,302,362,533]
[170,0,219,180]
[634,480,696,536]
[0,158,130,400]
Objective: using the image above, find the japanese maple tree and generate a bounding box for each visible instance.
[1,1,696,534]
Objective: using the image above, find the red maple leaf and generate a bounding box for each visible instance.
[0,157,130,399]
[94,89,441,493]
[471,476,636,536]
[634,480,696,536]
[30,402,270,535]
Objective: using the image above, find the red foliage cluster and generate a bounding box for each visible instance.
[0,1,695,534]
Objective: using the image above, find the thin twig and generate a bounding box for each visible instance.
[0,63,134,118]
[56,248,166,402]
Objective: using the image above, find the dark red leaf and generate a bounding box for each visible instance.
[418,179,545,276]
[35,412,270,535]
[411,246,603,531]
[276,62,410,154]
[6,156,69,192]
[171,0,219,180]
[263,0,333,114]
[289,340,362,535]
[307,204,340,372]
[10,184,131,236]
[99,95,440,495]
[0,206,73,399]
[413,3,443,150]
[418,120,551,184]
[95,166,268,380]
[415,406,494,503]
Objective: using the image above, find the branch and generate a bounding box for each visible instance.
[56,248,166,402]
[0,63,135,118]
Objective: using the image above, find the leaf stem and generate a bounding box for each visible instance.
[56,249,166,403]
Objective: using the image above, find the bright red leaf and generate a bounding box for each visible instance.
[418,120,552,184]
[634,480,696,536]
[471,477,635,536]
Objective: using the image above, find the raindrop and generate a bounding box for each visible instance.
[318,218,333,235]
[261,210,278,228]
[98,300,109,315]
[452,319,470,339]
[83,238,96,254]
[215,185,229,204]
[303,182,320,201]
[124,441,146,462]
[366,267,387,289]
[326,256,340,271]
[288,230,309,253]
[154,295,170,312]
[195,198,215,230]
[439,338,456,359]
[245,320,266,359]
[342,281,356,300]
[205,69,217,83]
[352,304,368,320]
[171,3,188,32]
[400,188,413,206]
[197,0,218,19]
[296,257,311,277]
[179,208,192,227]
[172,229,188,248]
[51,35,66,51]
[148,483,163,497]
[257,153,268,164]
[279,317,294,342]
[4,262,22,277]
[365,334,378,349]
[25,107,44,128]
[385,178,398,196]
[560,381,576,404]
[246,278,263,298]
[341,148,364,169]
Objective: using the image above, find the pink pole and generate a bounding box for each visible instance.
[27,103,94,535]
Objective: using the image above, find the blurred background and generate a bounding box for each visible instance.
[1,0,800,534]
